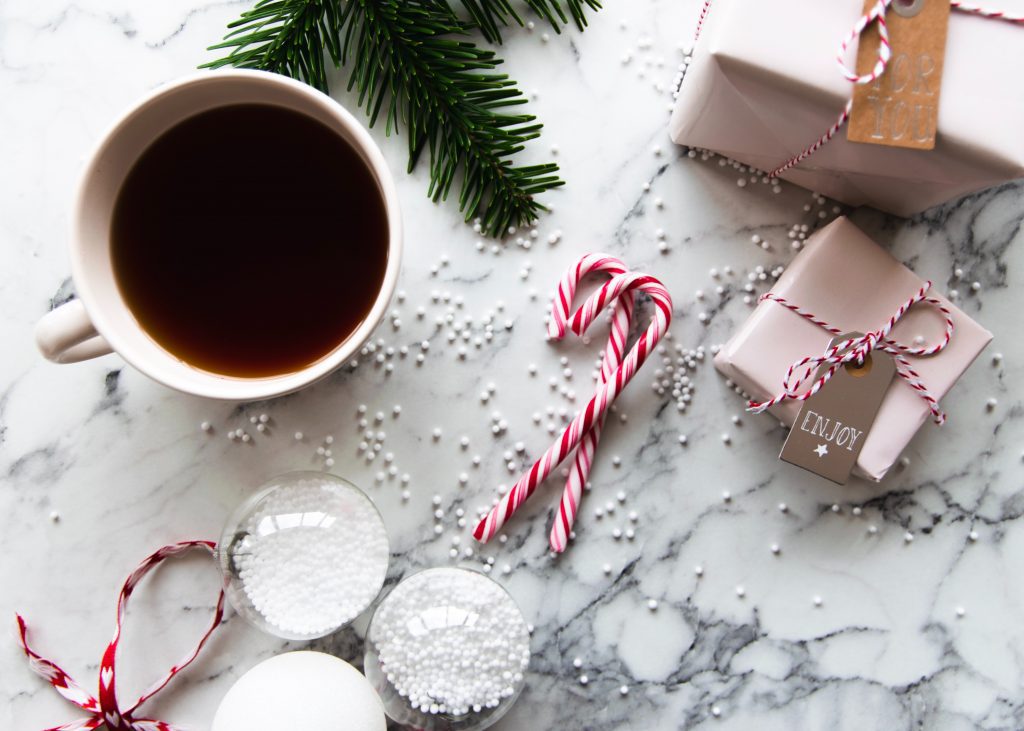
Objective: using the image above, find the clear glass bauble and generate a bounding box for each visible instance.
[218,471,389,640]
[364,567,530,731]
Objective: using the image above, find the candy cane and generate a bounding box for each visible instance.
[547,254,634,553]
[474,272,672,545]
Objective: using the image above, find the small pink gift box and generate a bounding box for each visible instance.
[669,0,1024,216]
[714,217,992,481]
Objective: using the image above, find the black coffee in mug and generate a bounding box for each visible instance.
[111,103,389,379]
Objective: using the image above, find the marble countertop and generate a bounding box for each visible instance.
[3,1,1023,729]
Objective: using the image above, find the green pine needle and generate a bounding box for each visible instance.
[203,0,593,238]
[456,0,602,44]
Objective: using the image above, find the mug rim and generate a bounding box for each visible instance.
[70,69,402,400]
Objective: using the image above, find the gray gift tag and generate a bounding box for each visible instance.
[779,332,896,485]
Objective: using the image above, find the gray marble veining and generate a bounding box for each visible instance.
[2,1,1022,730]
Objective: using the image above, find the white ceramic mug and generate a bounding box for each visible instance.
[35,70,402,400]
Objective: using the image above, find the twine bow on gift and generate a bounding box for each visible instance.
[16,541,225,731]
[747,281,955,424]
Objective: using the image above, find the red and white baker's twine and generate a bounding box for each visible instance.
[474,261,672,547]
[16,541,225,731]
[691,0,1024,177]
[747,281,955,425]
[547,254,634,553]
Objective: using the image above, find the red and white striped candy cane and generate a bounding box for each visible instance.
[747,281,954,424]
[16,541,225,731]
[547,254,635,553]
[475,271,672,545]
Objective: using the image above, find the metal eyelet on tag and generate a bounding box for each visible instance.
[893,0,927,18]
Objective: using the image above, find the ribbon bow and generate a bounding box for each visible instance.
[16,541,225,731]
[747,281,954,424]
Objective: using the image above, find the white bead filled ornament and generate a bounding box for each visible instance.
[364,567,530,730]
[212,651,386,731]
[218,471,389,640]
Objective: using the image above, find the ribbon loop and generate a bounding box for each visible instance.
[747,281,954,425]
[17,541,225,731]
[837,0,894,84]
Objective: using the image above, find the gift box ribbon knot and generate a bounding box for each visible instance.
[747,280,954,425]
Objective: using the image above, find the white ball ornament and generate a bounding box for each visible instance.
[212,652,386,731]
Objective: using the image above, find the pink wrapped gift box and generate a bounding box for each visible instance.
[669,0,1024,216]
[714,217,992,481]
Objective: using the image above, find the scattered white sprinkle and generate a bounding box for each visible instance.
[813,595,823,607]
[200,421,212,433]
[770,543,780,555]
[735,585,745,598]
[955,606,966,618]
[904,531,914,544]
[647,599,658,610]
[294,431,303,441]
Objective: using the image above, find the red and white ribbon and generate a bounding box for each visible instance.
[691,0,1024,178]
[16,541,225,731]
[547,254,634,553]
[474,267,672,546]
[747,281,955,424]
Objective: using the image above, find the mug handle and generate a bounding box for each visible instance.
[35,299,113,363]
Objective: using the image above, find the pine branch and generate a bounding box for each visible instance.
[203,0,564,237]
[456,0,602,44]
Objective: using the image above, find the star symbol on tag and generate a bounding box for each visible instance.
[814,444,829,458]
